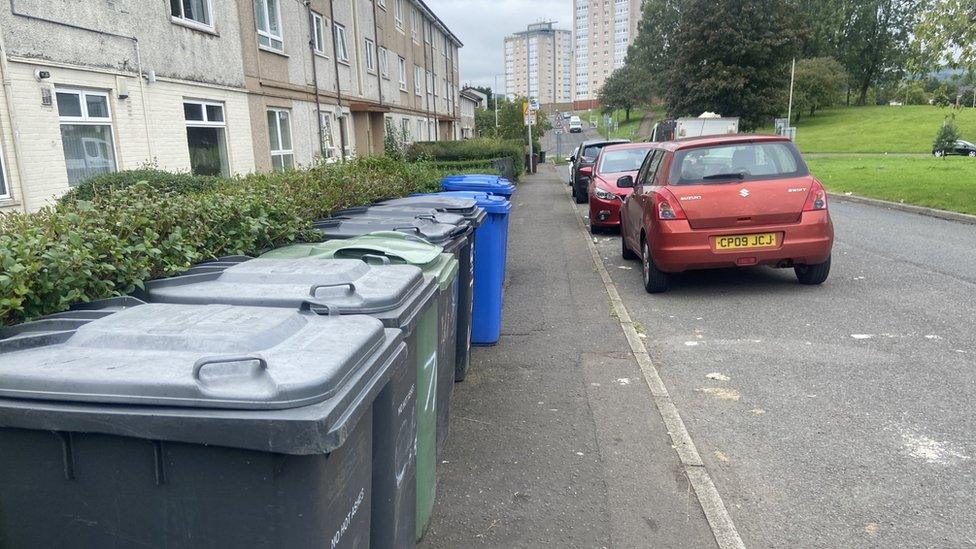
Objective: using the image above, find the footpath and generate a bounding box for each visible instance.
[421,165,717,548]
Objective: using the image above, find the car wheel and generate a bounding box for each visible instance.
[641,238,668,293]
[969,151,976,157]
[621,233,637,260]
[795,255,831,285]
[574,184,587,204]
[589,222,601,235]
[934,150,944,157]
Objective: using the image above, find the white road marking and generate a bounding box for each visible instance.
[898,428,970,465]
[567,184,746,549]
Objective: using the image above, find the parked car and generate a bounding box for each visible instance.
[619,134,834,293]
[569,116,583,133]
[586,143,654,233]
[933,139,976,157]
[569,138,630,203]
[563,111,572,120]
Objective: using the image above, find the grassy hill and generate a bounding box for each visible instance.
[773,105,976,154]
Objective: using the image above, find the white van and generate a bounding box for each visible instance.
[569,116,583,133]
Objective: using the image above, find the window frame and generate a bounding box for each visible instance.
[267,108,294,171]
[363,38,376,73]
[56,88,119,186]
[0,140,9,199]
[311,11,327,55]
[379,46,389,78]
[255,0,284,52]
[398,56,407,90]
[334,23,349,63]
[410,8,418,41]
[171,0,215,31]
[394,0,403,29]
[183,99,229,177]
[415,66,423,96]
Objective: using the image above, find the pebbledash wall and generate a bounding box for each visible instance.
[0,0,462,213]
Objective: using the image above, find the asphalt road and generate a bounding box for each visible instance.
[571,168,976,547]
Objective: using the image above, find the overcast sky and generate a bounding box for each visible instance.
[426,0,573,91]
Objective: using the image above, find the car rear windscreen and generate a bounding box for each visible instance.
[599,148,652,173]
[669,142,808,185]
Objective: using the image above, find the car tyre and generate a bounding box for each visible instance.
[934,150,944,157]
[641,238,668,293]
[574,184,588,204]
[969,151,976,157]
[589,222,602,235]
[621,229,637,260]
[795,255,831,285]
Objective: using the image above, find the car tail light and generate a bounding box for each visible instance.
[655,188,687,220]
[804,180,828,211]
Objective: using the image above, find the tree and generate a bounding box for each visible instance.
[663,0,804,130]
[474,108,496,138]
[896,80,930,105]
[624,0,682,101]
[792,57,849,121]
[493,96,552,151]
[915,0,976,74]
[933,114,960,157]
[840,0,920,106]
[598,65,647,121]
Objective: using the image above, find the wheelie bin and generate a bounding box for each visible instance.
[136,257,435,548]
[262,235,458,541]
[440,175,515,198]
[0,299,404,549]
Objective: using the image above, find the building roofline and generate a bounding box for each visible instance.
[413,0,463,47]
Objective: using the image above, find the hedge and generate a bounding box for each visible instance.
[406,138,524,178]
[0,157,446,327]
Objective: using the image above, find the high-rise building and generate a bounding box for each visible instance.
[573,0,642,104]
[504,22,573,106]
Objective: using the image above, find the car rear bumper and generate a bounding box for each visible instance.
[650,211,834,273]
[588,194,622,226]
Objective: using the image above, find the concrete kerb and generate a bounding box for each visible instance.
[565,175,746,549]
[831,193,976,225]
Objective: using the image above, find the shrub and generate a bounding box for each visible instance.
[406,138,524,178]
[0,157,445,326]
[61,169,224,202]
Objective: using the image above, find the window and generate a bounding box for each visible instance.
[379,46,389,78]
[394,0,403,28]
[311,12,326,55]
[598,147,651,174]
[255,0,283,51]
[398,56,407,90]
[0,142,8,198]
[184,100,229,177]
[414,66,422,95]
[400,118,410,139]
[410,9,418,41]
[267,108,294,171]
[319,111,339,159]
[669,142,807,185]
[363,39,376,72]
[334,23,349,62]
[416,119,423,140]
[56,89,117,186]
[171,0,213,28]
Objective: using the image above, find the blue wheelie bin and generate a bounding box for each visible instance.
[441,175,515,198]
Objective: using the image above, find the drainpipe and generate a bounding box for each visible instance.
[327,0,347,160]
[304,0,325,157]
[0,28,27,211]
[371,0,383,106]
[423,20,432,140]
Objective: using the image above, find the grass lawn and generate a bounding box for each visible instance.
[806,155,976,215]
[575,108,660,140]
[768,105,976,154]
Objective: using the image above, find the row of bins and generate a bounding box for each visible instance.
[0,178,513,548]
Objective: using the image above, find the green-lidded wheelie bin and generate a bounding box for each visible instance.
[263,232,458,541]
[135,257,434,548]
[0,298,404,549]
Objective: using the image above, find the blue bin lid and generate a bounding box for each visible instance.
[441,179,515,197]
[415,191,510,214]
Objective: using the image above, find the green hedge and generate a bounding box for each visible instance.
[0,157,444,327]
[406,138,524,178]
[60,169,224,202]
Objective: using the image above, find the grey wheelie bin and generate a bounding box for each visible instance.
[0,298,405,549]
[314,214,475,383]
[136,257,436,547]
[263,233,458,536]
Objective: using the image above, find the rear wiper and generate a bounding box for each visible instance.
[701,172,746,180]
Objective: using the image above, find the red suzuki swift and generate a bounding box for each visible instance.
[585,143,654,233]
[619,135,834,293]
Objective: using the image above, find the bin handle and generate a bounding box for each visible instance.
[392,225,422,235]
[449,226,468,238]
[299,299,341,316]
[361,254,391,265]
[193,355,268,380]
[309,282,356,298]
[414,214,437,221]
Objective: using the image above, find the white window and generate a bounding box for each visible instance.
[394,0,403,28]
[334,23,349,62]
[183,100,229,177]
[379,46,389,78]
[398,56,407,90]
[311,12,326,55]
[363,38,376,72]
[255,0,283,51]
[400,118,410,139]
[267,108,294,171]
[0,142,8,198]
[410,8,418,41]
[56,89,117,186]
[319,111,339,159]
[171,0,213,29]
[416,119,423,140]
[424,21,430,44]
[443,34,448,56]
[415,66,422,95]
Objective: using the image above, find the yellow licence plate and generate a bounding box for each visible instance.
[714,233,778,250]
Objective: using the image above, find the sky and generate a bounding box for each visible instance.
[426,0,573,91]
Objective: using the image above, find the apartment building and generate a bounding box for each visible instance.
[503,22,572,106]
[572,0,642,104]
[0,0,462,212]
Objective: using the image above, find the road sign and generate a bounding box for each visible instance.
[528,98,539,112]
[524,112,536,126]
[522,101,529,116]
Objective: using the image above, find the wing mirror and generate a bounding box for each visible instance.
[569,154,576,162]
[616,175,634,188]
[579,166,593,177]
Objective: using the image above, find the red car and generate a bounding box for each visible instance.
[619,134,834,293]
[585,143,654,233]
